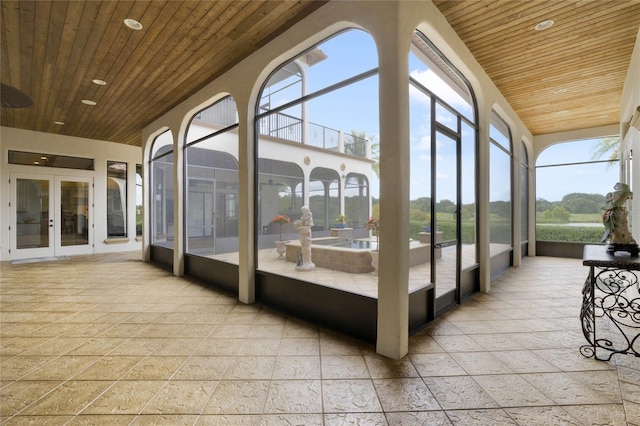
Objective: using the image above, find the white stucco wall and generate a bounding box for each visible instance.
[0,127,142,261]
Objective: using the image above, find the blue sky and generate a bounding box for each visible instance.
[285,29,620,205]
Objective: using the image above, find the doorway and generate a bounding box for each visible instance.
[10,173,93,260]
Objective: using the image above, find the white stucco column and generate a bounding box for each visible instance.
[374,5,412,359]
[172,128,185,277]
[237,97,256,304]
[477,105,491,293]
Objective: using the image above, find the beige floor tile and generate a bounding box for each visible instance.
[444,408,515,425]
[523,372,622,405]
[81,380,166,414]
[260,413,323,425]
[277,338,320,356]
[222,356,276,380]
[19,380,114,416]
[142,380,218,415]
[172,356,233,380]
[321,379,383,413]
[409,353,467,377]
[203,380,270,414]
[122,356,187,380]
[473,374,555,407]
[66,414,137,425]
[263,379,322,413]
[490,350,561,373]
[20,355,100,381]
[373,377,440,411]
[272,356,321,380]
[364,354,419,378]
[323,412,388,425]
[0,253,634,424]
[130,414,199,425]
[422,376,499,410]
[449,352,514,375]
[0,380,63,416]
[320,355,370,379]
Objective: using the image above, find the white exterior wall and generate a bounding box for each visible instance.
[0,127,142,261]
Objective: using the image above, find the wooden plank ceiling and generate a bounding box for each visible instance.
[0,0,327,146]
[1,0,639,146]
[433,0,640,136]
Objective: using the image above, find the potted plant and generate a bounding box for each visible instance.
[272,214,290,258]
[334,214,347,228]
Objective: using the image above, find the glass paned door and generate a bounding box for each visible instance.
[11,174,93,260]
[13,176,54,258]
[56,177,92,253]
[433,129,460,304]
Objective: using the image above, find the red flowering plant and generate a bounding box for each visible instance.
[365,216,379,250]
[272,214,290,241]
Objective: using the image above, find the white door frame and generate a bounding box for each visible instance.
[9,173,94,260]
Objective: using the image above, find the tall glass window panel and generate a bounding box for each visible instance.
[489,140,513,255]
[520,142,529,246]
[150,130,174,248]
[409,31,477,287]
[107,161,127,237]
[536,137,619,243]
[185,96,239,262]
[256,29,379,295]
[136,164,143,237]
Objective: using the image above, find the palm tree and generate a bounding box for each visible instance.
[591,136,620,166]
[349,130,379,177]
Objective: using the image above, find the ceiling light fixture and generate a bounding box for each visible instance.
[556,109,570,115]
[124,18,143,31]
[534,19,555,31]
[92,79,107,86]
[552,88,568,95]
[54,121,64,125]
[81,99,97,106]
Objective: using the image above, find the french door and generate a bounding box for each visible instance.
[10,173,93,260]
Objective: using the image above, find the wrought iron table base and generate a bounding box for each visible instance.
[580,264,640,361]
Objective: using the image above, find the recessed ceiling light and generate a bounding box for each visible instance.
[124,18,143,31]
[81,99,97,106]
[534,19,555,31]
[552,88,568,95]
[556,109,570,115]
[54,121,64,125]
[92,79,107,86]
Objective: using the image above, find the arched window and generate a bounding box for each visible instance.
[185,96,239,261]
[489,110,512,258]
[409,30,478,303]
[149,130,174,248]
[536,136,620,248]
[255,28,379,291]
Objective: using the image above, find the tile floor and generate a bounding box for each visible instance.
[1,252,639,425]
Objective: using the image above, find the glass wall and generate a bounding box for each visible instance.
[136,164,142,237]
[107,161,127,237]
[489,111,512,255]
[409,31,477,297]
[185,96,240,262]
[150,130,174,248]
[536,137,620,243]
[256,29,379,294]
[520,142,529,251]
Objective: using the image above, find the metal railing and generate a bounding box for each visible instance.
[197,107,369,158]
